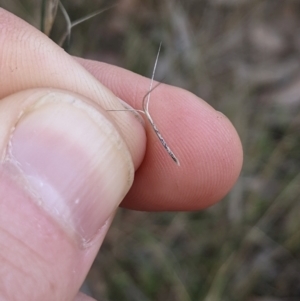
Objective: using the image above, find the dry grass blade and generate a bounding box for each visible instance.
[58,3,117,47]
[41,0,59,36]
[57,1,71,46]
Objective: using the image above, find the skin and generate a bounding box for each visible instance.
[0,8,243,301]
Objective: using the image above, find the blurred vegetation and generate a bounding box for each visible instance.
[1,0,300,300]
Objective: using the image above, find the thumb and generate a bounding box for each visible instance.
[0,88,145,300]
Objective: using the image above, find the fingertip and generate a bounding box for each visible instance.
[122,87,243,211]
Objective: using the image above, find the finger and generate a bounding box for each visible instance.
[0,8,146,169]
[76,58,243,211]
[0,88,137,300]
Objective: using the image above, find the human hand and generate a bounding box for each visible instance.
[0,9,242,301]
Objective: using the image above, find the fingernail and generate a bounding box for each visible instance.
[7,91,134,247]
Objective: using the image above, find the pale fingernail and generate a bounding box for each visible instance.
[7,91,134,247]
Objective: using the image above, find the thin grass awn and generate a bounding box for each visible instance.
[108,43,180,166]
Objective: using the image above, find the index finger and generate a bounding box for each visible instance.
[77,58,243,211]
